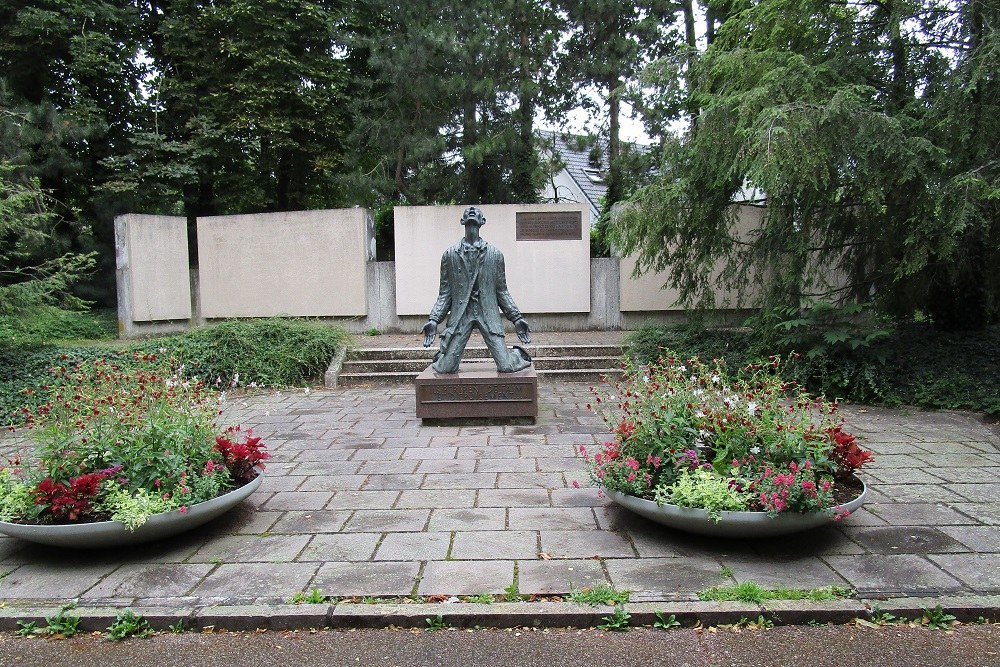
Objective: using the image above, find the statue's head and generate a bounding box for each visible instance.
[460,206,486,227]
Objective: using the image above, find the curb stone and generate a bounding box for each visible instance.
[1,598,994,632]
[864,595,1000,623]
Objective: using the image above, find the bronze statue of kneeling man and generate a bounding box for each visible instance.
[421,206,532,374]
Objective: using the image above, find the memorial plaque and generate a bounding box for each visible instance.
[516,211,583,241]
[415,362,538,421]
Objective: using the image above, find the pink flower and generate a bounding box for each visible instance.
[571,480,580,489]
[179,506,188,514]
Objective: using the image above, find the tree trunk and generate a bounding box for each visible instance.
[607,78,623,207]
[511,3,537,203]
[682,0,700,127]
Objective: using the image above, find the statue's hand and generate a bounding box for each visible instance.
[421,320,438,347]
[514,318,531,344]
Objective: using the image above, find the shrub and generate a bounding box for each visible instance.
[130,318,352,388]
[626,322,1000,417]
[0,318,352,422]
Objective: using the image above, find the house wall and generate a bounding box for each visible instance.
[540,171,599,220]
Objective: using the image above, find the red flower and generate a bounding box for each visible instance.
[34,470,110,521]
[828,426,875,478]
[214,427,270,483]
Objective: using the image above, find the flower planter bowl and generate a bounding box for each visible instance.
[604,476,867,539]
[0,473,263,549]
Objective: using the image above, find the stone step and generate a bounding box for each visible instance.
[341,355,622,375]
[349,344,622,361]
[337,366,622,387]
[333,340,625,388]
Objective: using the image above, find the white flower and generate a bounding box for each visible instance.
[747,401,758,417]
[711,373,721,384]
[695,410,706,418]
[304,387,310,394]
[750,446,761,455]
[679,365,687,372]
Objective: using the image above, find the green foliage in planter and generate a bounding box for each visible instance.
[654,468,752,523]
[95,488,183,531]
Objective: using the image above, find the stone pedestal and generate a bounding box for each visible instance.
[415,363,538,422]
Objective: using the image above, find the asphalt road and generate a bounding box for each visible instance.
[0,624,997,667]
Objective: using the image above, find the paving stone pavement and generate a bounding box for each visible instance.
[0,374,998,628]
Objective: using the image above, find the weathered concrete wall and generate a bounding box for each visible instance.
[115,204,778,338]
[619,205,765,311]
[197,209,373,318]
[115,214,192,337]
[393,204,591,317]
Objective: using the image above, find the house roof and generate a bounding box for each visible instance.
[545,131,609,215]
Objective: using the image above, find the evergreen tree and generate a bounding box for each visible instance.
[615,0,999,325]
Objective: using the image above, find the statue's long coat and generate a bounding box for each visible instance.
[428,239,522,338]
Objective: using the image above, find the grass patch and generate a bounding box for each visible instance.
[568,583,630,606]
[698,582,853,604]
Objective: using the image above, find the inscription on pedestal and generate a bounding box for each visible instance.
[415,364,538,421]
[428,382,533,403]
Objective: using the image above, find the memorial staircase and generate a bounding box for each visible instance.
[332,337,625,387]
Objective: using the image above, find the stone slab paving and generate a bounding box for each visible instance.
[0,372,998,627]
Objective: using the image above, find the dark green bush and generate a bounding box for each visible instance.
[626,323,1000,417]
[130,319,352,388]
[625,324,757,368]
[1,318,352,425]
[745,302,893,403]
[0,307,116,344]
[877,325,1000,416]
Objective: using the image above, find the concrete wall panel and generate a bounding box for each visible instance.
[115,214,191,323]
[197,209,371,318]
[620,205,765,311]
[394,204,591,317]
